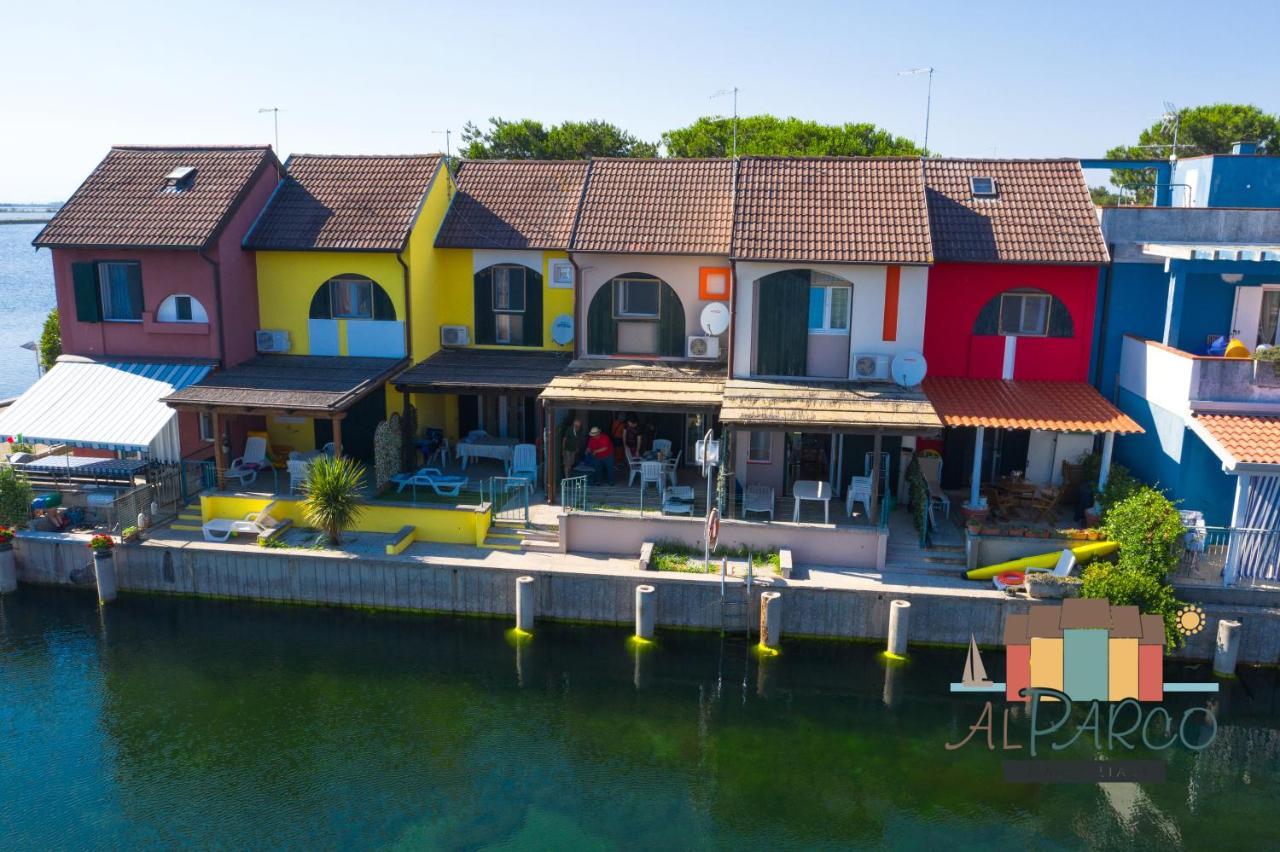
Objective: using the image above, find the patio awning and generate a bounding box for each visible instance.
[163,355,405,414]
[922,376,1142,434]
[0,356,213,461]
[393,348,571,393]
[720,378,941,432]
[1190,413,1280,472]
[539,359,724,411]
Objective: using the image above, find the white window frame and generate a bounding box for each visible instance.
[548,259,574,289]
[1260,286,1280,348]
[808,285,851,334]
[330,277,374,320]
[998,292,1051,337]
[970,176,998,197]
[492,265,527,314]
[198,412,215,443]
[747,431,772,464]
[613,277,660,320]
[97,261,144,322]
[495,313,524,345]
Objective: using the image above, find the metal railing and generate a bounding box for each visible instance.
[560,475,588,512]
[1183,525,1280,587]
[486,476,530,525]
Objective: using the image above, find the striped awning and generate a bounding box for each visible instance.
[0,357,212,461]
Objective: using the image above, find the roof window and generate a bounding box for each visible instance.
[969,176,998,198]
[163,166,197,192]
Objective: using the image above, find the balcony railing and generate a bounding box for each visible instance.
[1181,525,1280,588]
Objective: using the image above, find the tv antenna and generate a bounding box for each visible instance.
[898,67,935,155]
[258,107,283,152]
[432,129,452,159]
[710,87,740,159]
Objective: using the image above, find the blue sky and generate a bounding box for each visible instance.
[5,0,1279,201]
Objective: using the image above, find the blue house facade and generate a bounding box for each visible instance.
[1093,146,1280,585]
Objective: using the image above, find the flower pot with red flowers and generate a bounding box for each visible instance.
[88,534,115,556]
[88,534,117,603]
[0,525,16,594]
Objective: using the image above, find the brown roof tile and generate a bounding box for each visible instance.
[923,377,1143,434]
[1193,413,1280,466]
[924,159,1109,264]
[436,160,588,250]
[245,154,443,251]
[34,146,277,249]
[572,158,733,254]
[733,157,932,264]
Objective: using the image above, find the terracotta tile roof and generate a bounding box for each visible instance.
[435,160,588,250]
[34,146,277,249]
[1193,413,1280,466]
[571,158,733,254]
[924,159,1109,264]
[922,377,1143,434]
[732,157,932,264]
[244,154,443,251]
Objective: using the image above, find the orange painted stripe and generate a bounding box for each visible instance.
[882,266,900,342]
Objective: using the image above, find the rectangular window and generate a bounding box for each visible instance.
[493,266,527,312]
[998,292,1051,336]
[331,278,373,319]
[1260,290,1280,348]
[614,278,660,318]
[748,431,772,463]
[616,320,659,355]
[807,285,851,333]
[495,313,525,346]
[97,262,143,321]
[198,412,215,443]
[174,294,193,322]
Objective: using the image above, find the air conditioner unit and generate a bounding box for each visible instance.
[686,335,720,359]
[440,325,470,347]
[255,329,290,353]
[851,353,891,381]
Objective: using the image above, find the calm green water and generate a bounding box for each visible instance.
[2,587,1278,850]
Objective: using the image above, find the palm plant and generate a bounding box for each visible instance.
[302,456,367,546]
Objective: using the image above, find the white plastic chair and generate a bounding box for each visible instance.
[662,449,682,486]
[625,445,644,487]
[225,436,269,487]
[743,485,775,521]
[511,443,538,485]
[916,455,950,520]
[639,460,664,497]
[287,458,312,494]
[846,475,873,517]
[651,438,672,457]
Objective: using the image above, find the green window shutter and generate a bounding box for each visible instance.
[756,270,809,376]
[1047,297,1074,338]
[71,262,101,322]
[373,283,396,320]
[525,269,544,347]
[309,283,331,319]
[474,268,495,344]
[658,282,686,357]
[586,284,616,355]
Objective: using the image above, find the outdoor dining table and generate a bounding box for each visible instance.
[457,437,519,470]
[792,479,832,523]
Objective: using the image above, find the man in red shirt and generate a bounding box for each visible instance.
[585,426,614,486]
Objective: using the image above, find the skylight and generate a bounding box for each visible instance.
[970,176,998,198]
[163,166,197,192]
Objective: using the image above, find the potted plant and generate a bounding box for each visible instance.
[1026,573,1083,600]
[121,525,141,545]
[0,525,16,594]
[88,534,115,556]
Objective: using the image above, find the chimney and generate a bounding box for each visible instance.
[1232,141,1258,155]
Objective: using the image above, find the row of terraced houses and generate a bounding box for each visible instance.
[6,144,1280,582]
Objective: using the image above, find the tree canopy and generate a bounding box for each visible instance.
[460,118,658,160]
[662,115,922,158]
[1103,103,1279,202]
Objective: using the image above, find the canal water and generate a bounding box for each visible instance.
[0,221,55,399]
[2,587,1277,850]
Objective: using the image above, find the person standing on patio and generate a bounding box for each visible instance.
[622,415,644,459]
[561,419,583,482]
[585,426,614,486]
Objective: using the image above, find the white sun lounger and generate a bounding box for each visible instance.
[202,508,279,542]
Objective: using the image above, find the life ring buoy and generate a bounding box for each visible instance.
[996,570,1026,588]
[706,508,720,550]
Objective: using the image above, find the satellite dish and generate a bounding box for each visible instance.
[550,314,574,346]
[891,351,927,387]
[700,302,730,336]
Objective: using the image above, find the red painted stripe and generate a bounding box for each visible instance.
[882,266,900,342]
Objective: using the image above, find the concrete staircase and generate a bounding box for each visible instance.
[170,504,203,533]
[885,533,967,575]
[481,522,560,553]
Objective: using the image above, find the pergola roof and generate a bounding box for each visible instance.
[394,348,571,393]
[719,379,941,432]
[164,355,405,414]
[540,359,725,410]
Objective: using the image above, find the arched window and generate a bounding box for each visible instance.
[973,288,1073,338]
[586,274,685,357]
[474,264,543,346]
[156,293,209,323]
[308,274,396,321]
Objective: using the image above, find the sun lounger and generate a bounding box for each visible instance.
[391,467,467,498]
[202,508,279,542]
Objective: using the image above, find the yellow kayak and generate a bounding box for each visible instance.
[966,540,1117,580]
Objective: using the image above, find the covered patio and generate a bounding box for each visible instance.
[164,355,406,490]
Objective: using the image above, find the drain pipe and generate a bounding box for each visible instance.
[397,250,412,359]
[198,247,227,365]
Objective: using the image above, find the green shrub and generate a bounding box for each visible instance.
[0,466,34,527]
[1081,562,1184,647]
[1102,486,1185,580]
[38,308,60,370]
[1254,346,1280,362]
[303,456,367,546]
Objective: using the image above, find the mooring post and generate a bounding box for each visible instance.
[760,591,782,650]
[515,575,535,633]
[635,584,655,640]
[0,540,16,594]
[94,550,117,605]
[887,599,910,657]
[1213,618,1241,677]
